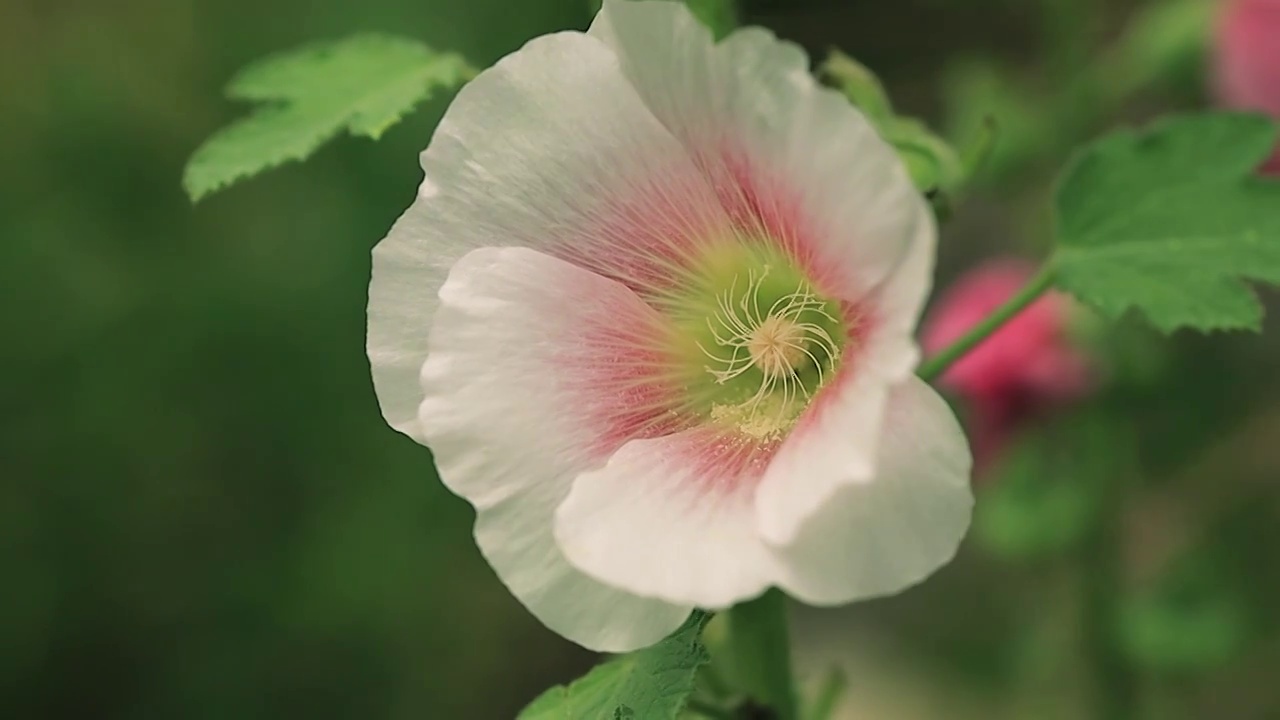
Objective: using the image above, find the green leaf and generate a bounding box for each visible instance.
[184,34,471,201]
[1052,113,1280,332]
[518,612,711,720]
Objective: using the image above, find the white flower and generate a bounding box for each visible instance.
[368,0,973,652]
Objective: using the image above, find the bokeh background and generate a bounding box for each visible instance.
[4,0,1278,717]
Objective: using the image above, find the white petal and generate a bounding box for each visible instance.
[590,1,926,304]
[368,29,727,440]
[473,490,691,652]
[773,377,973,604]
[753,366,892,545]
[555,428,780,608]
[753,206,936,544]
[860,199,937,379]
[419,246,692,651]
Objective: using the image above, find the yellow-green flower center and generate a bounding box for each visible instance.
[655,240,847,438]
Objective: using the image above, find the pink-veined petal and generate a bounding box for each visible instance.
[753,366,891,545]
[589,0,927,304]
[418,246,693,651]
[554,376,969,610]
[774,377,973,604]
[369,30,731,440]
[754,211,935,544]
[555,428,781,608]
[859,201,936,378]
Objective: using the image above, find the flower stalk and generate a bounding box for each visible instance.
[725,590,800,720]
[918,264,1057,382]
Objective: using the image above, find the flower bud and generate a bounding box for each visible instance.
[922,260,1095,470]
[1214,0,1280,174]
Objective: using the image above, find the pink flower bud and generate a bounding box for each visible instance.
[922,260,1094,470]
[1214,0,1280,174]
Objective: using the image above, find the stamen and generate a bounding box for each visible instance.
[699,272,843,434]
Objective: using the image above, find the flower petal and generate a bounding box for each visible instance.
[555,428,780,608]
[753,367,891,545]
[589,0,925,303]
[859,200,937,378]
[419,246,693,651]
[773,377,973,604]
[368,29,727,440]
[753,210,935,544]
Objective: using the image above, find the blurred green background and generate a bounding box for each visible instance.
[4,0,1278,718]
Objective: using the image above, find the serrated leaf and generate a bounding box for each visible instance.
[184,34,471,201]
[518,613,710,720]
[1052,113,1280,332]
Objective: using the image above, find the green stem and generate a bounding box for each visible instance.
[917,264,1056,383]
[725,590,799,720]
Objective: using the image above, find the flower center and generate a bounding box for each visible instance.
[747,315,809,377]
[652,241,847,439]
[696,268,842,426]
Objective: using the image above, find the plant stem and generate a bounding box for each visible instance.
[917,264,1056,382]
[725,589,799,720]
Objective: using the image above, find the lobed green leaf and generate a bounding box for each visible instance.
[1052,113,1280,332]
[184,34,471,201]
[518,612,711,720]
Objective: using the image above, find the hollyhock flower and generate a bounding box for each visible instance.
[922,260,1093,470]
[368,0,972,652]
[1214,0,1280,173]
